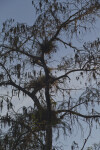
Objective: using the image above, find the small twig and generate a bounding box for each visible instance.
[81,125,92,150]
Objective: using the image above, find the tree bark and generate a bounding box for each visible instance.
[41,53,52,150]
[45,124,52,150]
[45,77,52,150]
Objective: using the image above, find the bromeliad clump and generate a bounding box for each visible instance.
[32,109,60,131]
[38,38,57,55]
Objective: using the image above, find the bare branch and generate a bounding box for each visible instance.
[54,69,96,81]
[0,44,41,61]
[81,126,92,150]
[57,109,100,119]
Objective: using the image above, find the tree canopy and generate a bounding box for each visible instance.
[0,0,100,149]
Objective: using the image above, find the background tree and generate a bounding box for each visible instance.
[0,0,100,149]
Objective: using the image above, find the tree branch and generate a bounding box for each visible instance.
[0,44,41,61]
[54,68,96,82]
[57,109,100,119]
[0,80,42,110]
[56,38,84,52]
[0,63,11,80]
[50,2,100,42]
[81,126,92,150]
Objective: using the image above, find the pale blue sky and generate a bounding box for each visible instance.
[0,0,34,25]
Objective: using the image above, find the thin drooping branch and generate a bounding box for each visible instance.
[10,81,42,110]
[50,2,100,43]
[57,109,100,119]
[31,68,96,95]
[54,69,96,82]
[70,100,100,111]
[56,38,84,52]
[0,44,41,61]
[11,131,29,150]
[0,62,11,80]
[81,126,92,150]
[0,116,45,149]
[0,80,42,110]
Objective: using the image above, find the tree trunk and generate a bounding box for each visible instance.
[45,86,52,150]
[41,53,52,150]
[45,124,52,150]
